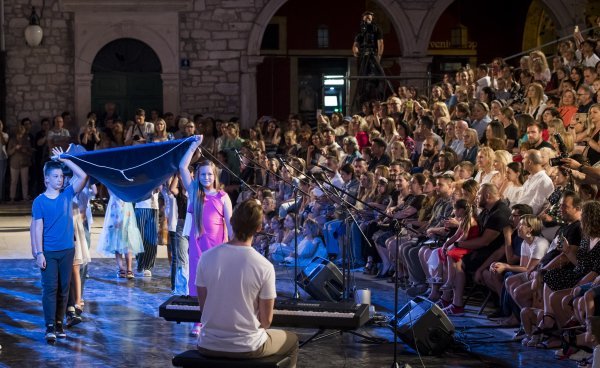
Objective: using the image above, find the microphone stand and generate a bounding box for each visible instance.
[233,151,310,300]
[308,171,361,300]
[304,168,421,366]
[201,147,257,195]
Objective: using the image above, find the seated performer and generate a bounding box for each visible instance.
[195,199,299,366]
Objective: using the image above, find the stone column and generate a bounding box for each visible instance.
[240,55,264,129]
[74,74,93,125]
[397,57,433,94]
[161,73,180,115]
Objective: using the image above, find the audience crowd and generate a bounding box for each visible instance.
[2,23,600,366]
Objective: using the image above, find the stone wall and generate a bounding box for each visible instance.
[178,1,259,120]
[4,0,74,127]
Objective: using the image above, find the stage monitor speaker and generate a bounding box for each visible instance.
[296,257,343,302]
[392,296,455,355]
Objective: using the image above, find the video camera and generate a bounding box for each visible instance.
[549,133,568,167]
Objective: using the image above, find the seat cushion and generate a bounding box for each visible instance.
[172,350,291,368]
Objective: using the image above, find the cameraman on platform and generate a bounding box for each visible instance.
[352,11,384,62]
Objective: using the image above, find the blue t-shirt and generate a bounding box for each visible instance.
[32,186,75,252]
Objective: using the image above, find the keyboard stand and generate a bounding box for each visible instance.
[300,328,387,348]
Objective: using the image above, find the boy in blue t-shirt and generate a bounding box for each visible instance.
[31,147,88,343]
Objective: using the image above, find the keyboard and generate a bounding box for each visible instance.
[159,296,369,330]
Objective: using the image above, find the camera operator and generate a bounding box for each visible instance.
[352,11,384,62]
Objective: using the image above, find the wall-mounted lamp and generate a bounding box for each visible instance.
[24,7,43,47]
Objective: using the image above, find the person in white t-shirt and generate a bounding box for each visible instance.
[195,199,298,366]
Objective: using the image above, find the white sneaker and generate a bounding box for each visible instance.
[143,270,152,277]
[569,349,592,361]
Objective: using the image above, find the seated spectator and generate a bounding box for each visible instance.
[461,128,479,164]
[281,219,327,267]
[430,199,478,302]
[444,183,511,316]
[517,149,555,214]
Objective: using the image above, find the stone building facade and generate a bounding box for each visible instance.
[0,0,588,129]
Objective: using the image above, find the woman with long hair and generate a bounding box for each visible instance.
[474,146,498,185]
[151,118,172,142]
[434,199,479,306]
[179,138,233,336]
[582,103,600,165]
[499,106,519,151]
[389,140,408,161]
[524,82,547,121]
[501,161,525,205]
[528,50,551,86]
[569,65,584,91]
[380,117,399,147]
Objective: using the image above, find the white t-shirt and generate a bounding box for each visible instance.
[195,243,277,352]
[520,236,549,260]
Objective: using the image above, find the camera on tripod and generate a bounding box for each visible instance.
[549,133,568,167]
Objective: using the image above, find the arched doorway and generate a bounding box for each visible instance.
[91,38,163,121]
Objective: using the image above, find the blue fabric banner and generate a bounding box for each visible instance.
[63,138,195,203]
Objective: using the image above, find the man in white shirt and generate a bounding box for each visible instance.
[125,108,154,145]
[517,149,554,214]
[195,199,298,366]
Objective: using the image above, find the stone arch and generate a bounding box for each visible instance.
[72,13,181,124]
[75,23,176,75]
[539,0,586,36]
[247,0,416,57]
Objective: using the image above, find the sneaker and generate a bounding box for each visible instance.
[55,323,66,338]
[45,325,56,343]
[435,298,452,309]
[442,304,465,316]
[406,284,429,297]
[66,312,82,328]
[511,327,526,341]
[126,271,135,279]
[569,349,592,361]
[190,323,202,337]
[143,270,152,277]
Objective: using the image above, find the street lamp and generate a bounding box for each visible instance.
[24,7,43,47]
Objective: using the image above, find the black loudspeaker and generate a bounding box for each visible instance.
[296,257,343,302]
[392,296,455,355]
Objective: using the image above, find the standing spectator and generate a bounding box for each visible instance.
[7,125,33,202]
[124,108,154,145]
[47,115,71,153]
[79,118,100,151]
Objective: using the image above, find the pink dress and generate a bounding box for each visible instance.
[188,190,228,296]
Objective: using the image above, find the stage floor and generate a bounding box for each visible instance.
[0,258,572,368]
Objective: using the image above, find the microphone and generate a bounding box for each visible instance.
[277,156,287,167]
[312,163,334,174]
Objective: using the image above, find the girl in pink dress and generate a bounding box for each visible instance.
[179,136,233,336]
